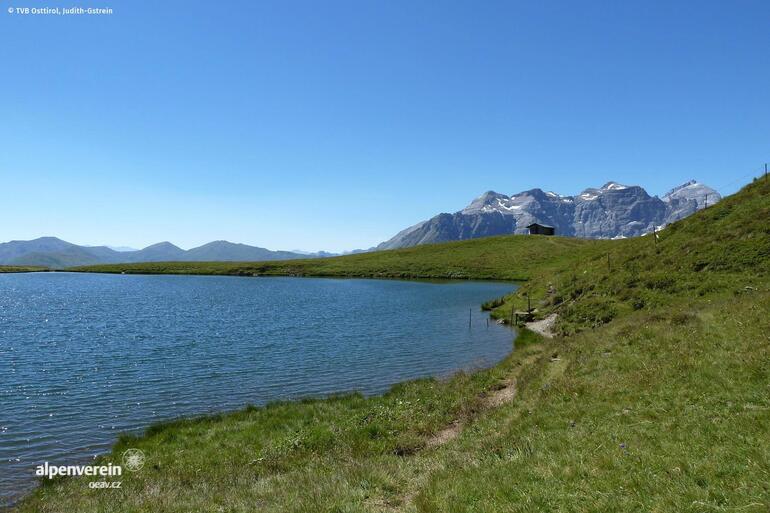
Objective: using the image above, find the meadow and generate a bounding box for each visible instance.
[75,234,591,281]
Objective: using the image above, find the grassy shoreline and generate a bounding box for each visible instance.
[0,266,48,273]
[14,330,546,512]
[71,234,592,281]
[15,179,770,512]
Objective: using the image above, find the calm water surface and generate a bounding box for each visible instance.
[0,272,516,505]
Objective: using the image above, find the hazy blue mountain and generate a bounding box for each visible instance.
[0,237,121,268]
[291,249,341,258]
[377,180,720,249]
[183,241,304,262]
[124,242,186,262]
[0,237,321,269]
[0,236,81,261]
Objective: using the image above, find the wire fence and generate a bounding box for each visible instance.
[708,164,768,198]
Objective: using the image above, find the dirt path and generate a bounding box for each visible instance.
[424,350,541,450]
[424,378,519,448]
[425,420,463,448]
[386,348,568,512]
[395,374,524,510]
[387,349,552,511]
[525,313,557,338]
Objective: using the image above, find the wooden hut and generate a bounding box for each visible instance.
[526,223,555,236]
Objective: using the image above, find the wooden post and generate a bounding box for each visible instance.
[653,226,658,245]
[526,293,531,313]
[704,194,708,209]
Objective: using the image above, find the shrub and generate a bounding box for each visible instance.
[557,296,618,335]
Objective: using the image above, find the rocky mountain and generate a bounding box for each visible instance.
[661,180,719,223]
[0,238,324,269]
[377,180,720,250]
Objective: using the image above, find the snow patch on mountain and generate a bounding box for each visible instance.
[377,180,721,250]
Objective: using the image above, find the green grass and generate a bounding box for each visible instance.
[18,331,544,513]
[16,178,770,512]
[0,265,47,273]
[73,235,590,281]
[492,175,770,334]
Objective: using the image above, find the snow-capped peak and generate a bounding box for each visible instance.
[662,180,719,205]
[663,180,701,197]
[377,178,721,250]
[601,181,629,191]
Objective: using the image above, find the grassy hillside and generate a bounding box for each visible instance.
[17,179,770,512]
[439,177,770,511]
[495,175,770,333]
[73,235,592,281]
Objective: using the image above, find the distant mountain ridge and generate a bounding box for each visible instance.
[1,180,721,267]
[0,238,329,269]
[377,180,720,249]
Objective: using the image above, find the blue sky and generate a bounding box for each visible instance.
[1,1,768,252]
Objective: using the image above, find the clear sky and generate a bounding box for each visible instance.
[1,1,768,252]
